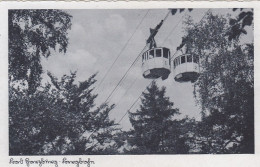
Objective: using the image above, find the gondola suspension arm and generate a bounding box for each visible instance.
[146,20,164,49]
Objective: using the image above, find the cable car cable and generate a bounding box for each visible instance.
[113,76,138,110]
[118,78,158,123]
[95,10,150,93]
[162,10,187,45]
[85,45,148,142]
[103,45,148,104]
[163,10,171,22]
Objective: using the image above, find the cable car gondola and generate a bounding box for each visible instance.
[142,47,171,80]
[173,53,200,83]
[142,20,171,80]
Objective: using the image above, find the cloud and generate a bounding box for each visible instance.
[105,14,127,32]
[67,23,88,50]
[42,49,97,82]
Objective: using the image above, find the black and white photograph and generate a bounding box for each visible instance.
[7,7,255,156]
[1,1,260,166]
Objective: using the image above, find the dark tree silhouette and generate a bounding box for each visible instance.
[126,81,191,154]
[9,72,120,155]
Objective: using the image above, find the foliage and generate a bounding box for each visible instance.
[9,10,72,94]
[177,9,253,51]
[181,12,254,153]
[227,8,253,41]
[170,8,193,16]
[126,81,191,154]
[9,72,120,155]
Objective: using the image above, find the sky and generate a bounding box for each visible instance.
[41,9,253,130]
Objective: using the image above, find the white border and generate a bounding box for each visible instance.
[0,1,260,167]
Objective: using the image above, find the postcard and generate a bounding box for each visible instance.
[0,1,259,167]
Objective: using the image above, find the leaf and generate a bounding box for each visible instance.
[180,8,185,13]
[238,12,247,21]
[242,15,253,28]
[170,9,178,15]
[241,29,247,35]
[229,18,236,26]
[228,24,241,41]
[47,71,60,90]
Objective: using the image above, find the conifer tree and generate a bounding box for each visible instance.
[127,81,189,154]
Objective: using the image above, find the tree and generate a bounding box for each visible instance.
[9,72,120,155]
[9,10,72,94]
[180,12,254,153]
[126,81,190,154]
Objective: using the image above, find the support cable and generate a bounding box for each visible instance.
[95,10,150,93]
[103,45,148,104]
[118,79,157,123]
[162,10,187,45]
